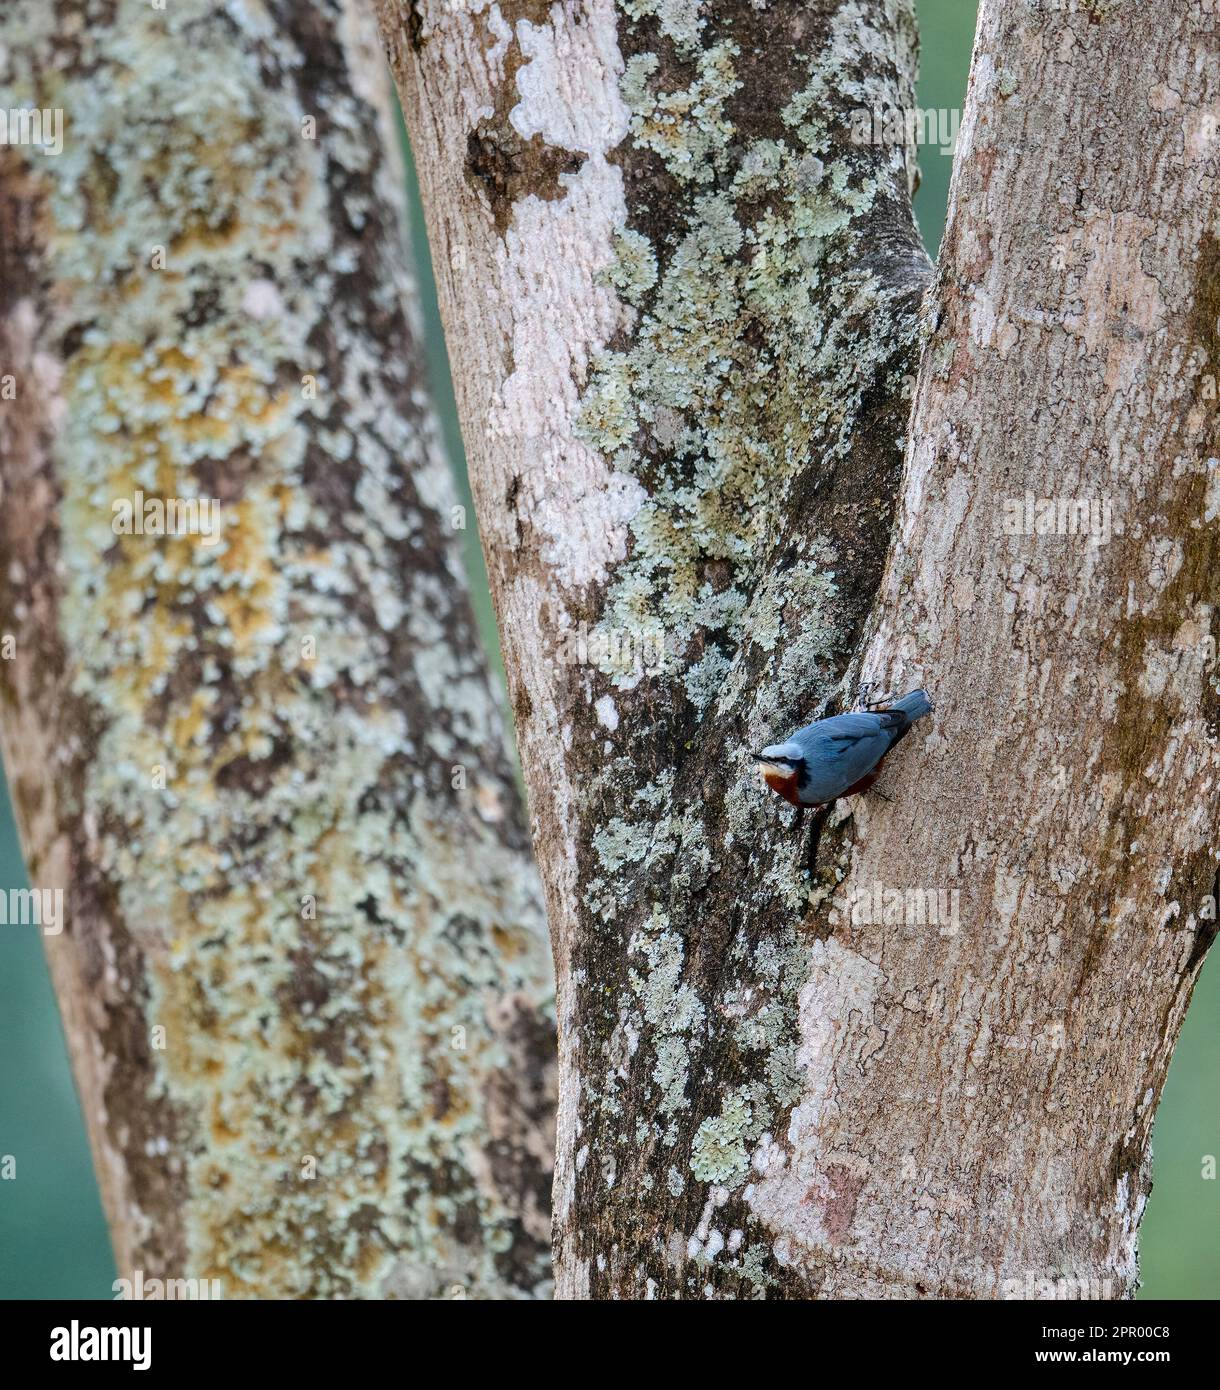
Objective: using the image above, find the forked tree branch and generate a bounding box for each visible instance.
[382,0,1219,1298]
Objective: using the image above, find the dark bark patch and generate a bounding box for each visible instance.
[466,123,586,236]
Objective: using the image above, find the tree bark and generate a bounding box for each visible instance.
[0,0,553,1298]
[382,0,1219,1298]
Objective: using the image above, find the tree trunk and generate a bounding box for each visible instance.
[381,0,1218,1298]
[0,0,553,1299]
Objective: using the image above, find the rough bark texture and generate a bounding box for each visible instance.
[384,0,1219,1300]
[0,0,553,1298]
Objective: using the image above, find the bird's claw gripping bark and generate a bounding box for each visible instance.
[854,680,896,711]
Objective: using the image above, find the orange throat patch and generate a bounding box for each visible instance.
[760,767,802,807]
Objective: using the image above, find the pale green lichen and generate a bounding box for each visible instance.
[621,0,707,53]
[653,1036,694,1118]
[592,816,654,873]
[632,924,705,1036]
[585,770,690,922]
[622,42,741,184]
[739,1242,777,1295]
[683,646,732,712]
[578,10,920,698]
[717,554,844,776]
[690,1090,752,1185]
[687,924,806,1190]
[626,914,706,1127]
[600,227,659,307]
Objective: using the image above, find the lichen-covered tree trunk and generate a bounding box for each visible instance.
[381,0,1219,1298]
[0,0,553,1298]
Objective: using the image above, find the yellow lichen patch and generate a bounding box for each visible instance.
[168,688,215,753]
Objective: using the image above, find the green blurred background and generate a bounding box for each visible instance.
[0,0,1214,1299]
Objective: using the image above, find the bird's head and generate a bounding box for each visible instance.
[751,741,805,800]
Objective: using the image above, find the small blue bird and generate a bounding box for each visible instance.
[753,689,934,809]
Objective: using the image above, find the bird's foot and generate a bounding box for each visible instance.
[854,680,896,712]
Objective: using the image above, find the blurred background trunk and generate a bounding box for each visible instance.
[0,0,554,1298]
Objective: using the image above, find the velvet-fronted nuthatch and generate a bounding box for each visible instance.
[753,689,933,807]
[752,689,934,868]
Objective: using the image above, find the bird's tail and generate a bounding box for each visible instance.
[889,688,934,723]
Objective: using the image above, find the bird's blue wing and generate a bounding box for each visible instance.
[790,714,897,803]
[818,712,887,743]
